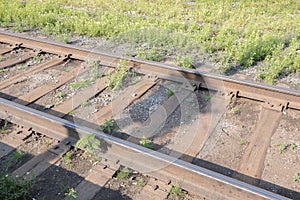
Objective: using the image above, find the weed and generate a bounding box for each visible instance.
[137,178,146,187]
[176,56,195,69]
[0,55,3,62]
[76,133,101,160]
[5,149,24,169]
[290,143,297,151]
[294,173,300,183]
[167,88,174,97]
[56,92,66,99]
[64,187,78,200]
[202,94,211,102]
[136,49,164,62]
[116,168,130,180]
[81,100,91,107]
[0,173,34,200]
[107,60,128,90]
[275,142,287,154]
[63,151,73,167]
[70,79,92,90]
[169,183,183,197]
[240,140,249,146]
[99,118,118,134]
[0,1,299,83]
[33,53,41,61]
[67,110,75,115]
[0,69,7,73]
[0,120,9,134]
[17,65,28,70]
[228,107,239,114]
[139,136,154,149]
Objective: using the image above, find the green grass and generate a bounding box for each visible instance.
[0,120,9,134]
[99,118,118,134]
[70,79,92,90]
[166,88,174,97]
[56,92,66,99]
[0,174,34,200]
[106,60,128,90]
[168,183,184,198]
[240,140,249,146]
[176,56,195,69]
[116,168,130,180]
[0,69,7,73]
[139,136,154,149]
[5,149,24,168]
[275,142,287,154]
[64,187,78,200]
[63,151,73,167]
[0,0,299,83]
[76,133,101,160]
[228,107,239,114]
[294,173,300,183]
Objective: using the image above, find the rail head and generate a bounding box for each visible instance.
[0,30,299,111]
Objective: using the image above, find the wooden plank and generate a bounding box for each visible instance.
[0,46,15,55]
[74,164,116,200]
[95,78,158,124]
[12,142,70,179]
[0,58,64,90]
[13,65,84,105]
[50,77,108,118]
[0,130,27,159]
[0,53,34,69]
[179,96,226,162]
[136,178,171,200]
[237,107,282,185]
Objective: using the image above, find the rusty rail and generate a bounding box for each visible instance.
[0,30,299,111]
[0,97,289,200]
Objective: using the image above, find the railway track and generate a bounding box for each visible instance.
[0,30,299,199]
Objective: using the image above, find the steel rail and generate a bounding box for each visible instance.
[0,30,299,111]
[0,97,289,200]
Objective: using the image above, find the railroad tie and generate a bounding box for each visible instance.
[95,77,158,125]
[73,163,117,200]
[0,52,34,69]
[0,57,65,90]
[179,95,226,163]
[14,65,84,105]
[12,141,71,179]
[0,130,27,159]
[135,178,171,200]
[50,77,108,118]
[0,45,15,55]
[237,107,282,185]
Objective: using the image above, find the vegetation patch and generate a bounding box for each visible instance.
[76,133,101,160]
[0,173,34,200]
[139,136,154,149]
[0,0,299,83]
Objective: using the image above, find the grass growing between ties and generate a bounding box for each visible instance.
[139,136,154,149]
[5,149,24,169]
[0,120,9,135]
[106,60,129,90]
[0,173,34,200]
[167,183,184,199]
[76,133,101,161]
[64,187,78,200]
[294,173,300,183]
[99,118,118,134]
[115,167,131,180]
